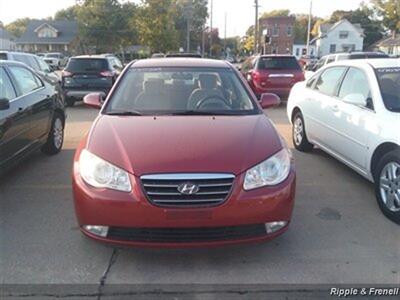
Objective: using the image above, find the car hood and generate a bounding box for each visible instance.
[86,114,283,176]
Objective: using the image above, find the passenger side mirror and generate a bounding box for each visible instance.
[0,98,10,110]
[343,93,367,107]
[83,93,104,109]
[259,93,281,109]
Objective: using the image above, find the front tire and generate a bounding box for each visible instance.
[41,113,65,155]
[292,111,313,152]
[374,149,400,224]
[65,97,75,107]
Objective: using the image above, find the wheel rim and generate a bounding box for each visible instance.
[53,118,64,150]
[379,162,400,212]
[293,116,304,146]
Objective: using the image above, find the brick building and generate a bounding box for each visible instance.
[260,16,295,55]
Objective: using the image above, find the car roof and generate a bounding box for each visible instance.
[0,59,34,67]
[259,54,296,58]
[131,58,231,69]
[0,51,37,57]
[325,58,400,69]
[71,55,108,59]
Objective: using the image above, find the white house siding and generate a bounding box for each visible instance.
[316,21,364,57]
[293,44,316,59]
[0,38,16,50]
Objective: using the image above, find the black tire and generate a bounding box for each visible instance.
[65,97,75,107]
[41,113,65,155]
[292,111,313,152]
[374,149,400,224]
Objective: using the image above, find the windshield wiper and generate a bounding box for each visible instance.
[106,110,142,116]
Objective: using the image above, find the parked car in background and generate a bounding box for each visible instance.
[0,51,60,85]
[165,52,202,58]
[241,55,305,100]
[312,52,390,71]
[73,58,295,247]
[151,53,165,58]
[36,53,45,57]
[99,53,124,70]
[44,52,68,69]
[287,59,400,224]
[61,55,121,107]
[0,61,66,174]
[0,51,64,106]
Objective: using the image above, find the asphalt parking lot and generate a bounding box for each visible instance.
[1,104,399,295]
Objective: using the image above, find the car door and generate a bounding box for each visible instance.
[331,67,373,171]
[7,65,52,143]
[0,66,32,165]
[303,66,347,149]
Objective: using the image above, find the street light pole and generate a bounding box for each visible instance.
[209,0,213,57]
[306,0,313,56]
[254,0,259,55]
[224,12,227,58]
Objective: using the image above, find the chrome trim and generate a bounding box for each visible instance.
[140,173,235,180]
[268,74,294,78]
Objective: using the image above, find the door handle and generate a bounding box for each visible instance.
[330,104,339,112]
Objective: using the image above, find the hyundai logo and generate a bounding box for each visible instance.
[177,182,200,195]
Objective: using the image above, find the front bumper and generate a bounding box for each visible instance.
[73,159,296,248]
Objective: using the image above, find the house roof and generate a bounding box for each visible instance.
[16,20,78,44]
[377,34,400,47]
[319,19,364,37]
[0,28,15,40]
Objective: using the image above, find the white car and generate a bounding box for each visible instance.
[44,52,67,69]
[287,58,400,224]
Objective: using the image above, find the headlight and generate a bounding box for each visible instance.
[79,149,131,192]
[243,148,291,190]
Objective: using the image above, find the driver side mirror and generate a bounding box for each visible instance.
[83,93,104,109]
[343,93,367,107]
[0,98,10,111]
[259,93,281,109]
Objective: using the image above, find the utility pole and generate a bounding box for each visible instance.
[209,0,213,57]
[254,0,259,55]
[224,12,227,58]
[306,0,313,56]
[202,25,206,57]
[184,1,193,53]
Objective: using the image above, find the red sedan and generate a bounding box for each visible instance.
[72,58,296,248]
[241,55,305,100]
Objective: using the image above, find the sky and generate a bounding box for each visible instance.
[0,0,364,37]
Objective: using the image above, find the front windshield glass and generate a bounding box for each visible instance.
[376,67,400,112]
[105,67,258,115]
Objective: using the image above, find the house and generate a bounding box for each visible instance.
[292,39,316,59]
[0,28,16,51]
[374,34,400,56]
[314,19,364,57]
[259,16,295,55]
[16,20,79,54]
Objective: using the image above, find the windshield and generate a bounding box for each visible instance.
[376,67,400,112]
[65,58,108,73]
[257,57,301,70]
[105,67,258,115]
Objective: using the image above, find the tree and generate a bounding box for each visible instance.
[371,0,400,33]
[55,6,78,21]
[292,14,320,44]
[76,0,137,53]
[175,0,208,52]
[5,18,32,38]
[136,0,180,53]
[260,9,290,19]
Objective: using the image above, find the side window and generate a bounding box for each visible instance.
[8,66,43,95]
[0,67,17,100]
[314,67,346,96]
[314,57,326,70]
[338,68,371,104]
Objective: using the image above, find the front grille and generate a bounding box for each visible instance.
[107,224,267,243]
[141,173,235,207]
